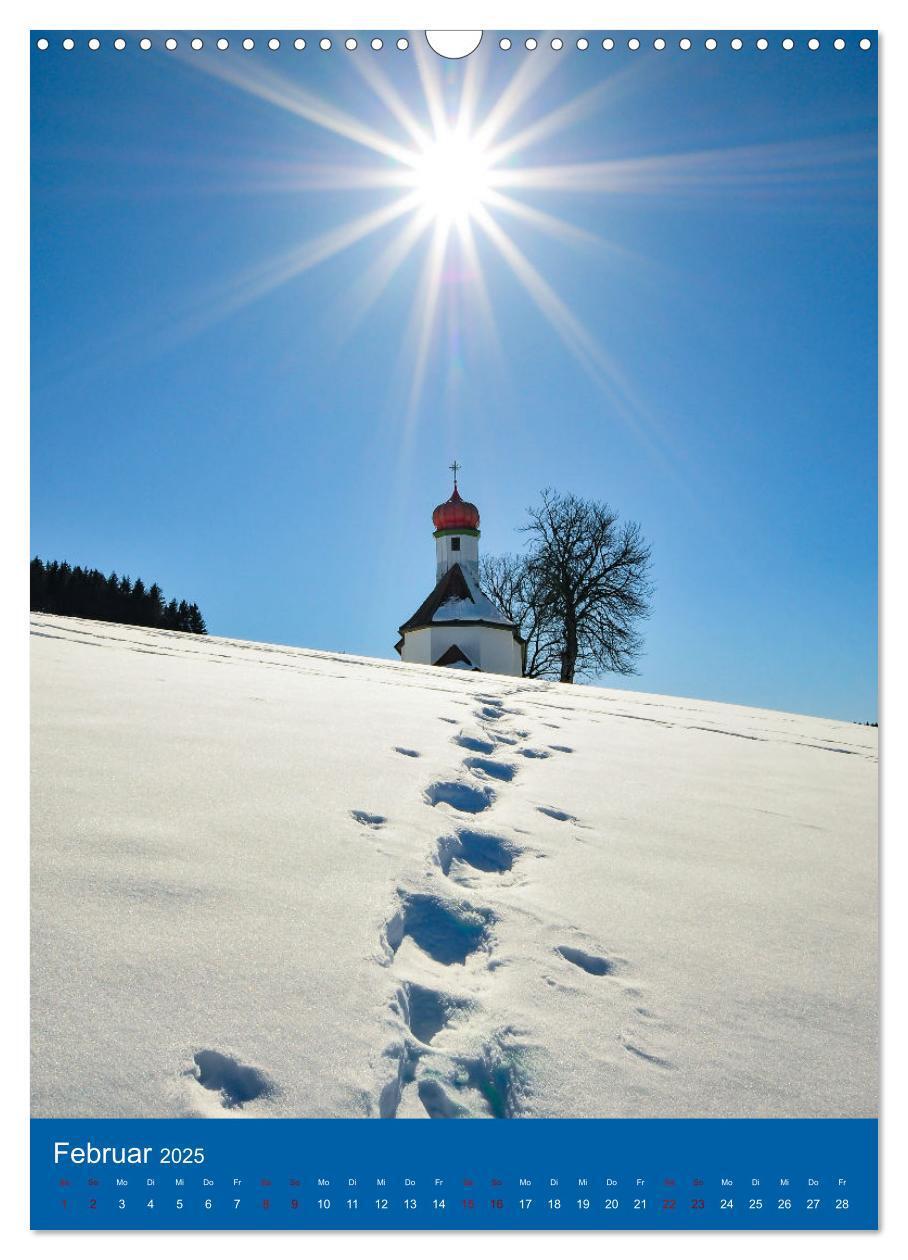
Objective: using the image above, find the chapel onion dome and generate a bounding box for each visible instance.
[432,484,480,531]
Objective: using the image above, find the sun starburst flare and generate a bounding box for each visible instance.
[170,40,874,430]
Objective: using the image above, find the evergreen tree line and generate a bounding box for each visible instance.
[31,558,207,634]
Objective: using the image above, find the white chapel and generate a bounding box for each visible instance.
[395,466,525,676]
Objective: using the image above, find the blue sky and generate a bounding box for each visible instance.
[30,32,877,720]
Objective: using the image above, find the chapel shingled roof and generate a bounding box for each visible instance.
[398,563,521,640]
[399,564,473,633]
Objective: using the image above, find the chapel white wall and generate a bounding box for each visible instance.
[400,627,432,666]
[401,623,521,676]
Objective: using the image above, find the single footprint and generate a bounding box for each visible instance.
[537,805,576,823]
[351,810,385,828]
[556,945,612,976]
[549,745,574,753]
[436,830,517,875]
[190,1050,273,1109]
[418,1079,469,1118]
[621,1040,673,1070]
[454,733,497,754]
[463,756,516,783]
[519,748,551,759]
[394,747,420,758]
[398,981,467,1044]
[385,892,495,965]
[425,780,495,814]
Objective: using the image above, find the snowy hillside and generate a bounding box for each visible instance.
[30,614,877,1120]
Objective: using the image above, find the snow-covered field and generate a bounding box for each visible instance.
[30,614,877,1120]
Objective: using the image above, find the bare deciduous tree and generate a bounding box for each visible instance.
[526,490,653,683]
[482,490,653,684]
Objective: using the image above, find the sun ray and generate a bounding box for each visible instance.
[472,205,699,491]
[173,46,420,168]
[486,80,616,168]
[485,59,654,167]
[493,135,876,198]
[349,51,433,151]
[472,205,644,423]
[481,188,608,252]
[412,36,450,137]
[404,219,451,420]
[483,189,670,293]
[164,193,423,351]
[35,190,428,394]
[334,210,434,335]
[219,162,416,194]
[471,49,562,152]
[455,37,489,137]
[454,215,503,371]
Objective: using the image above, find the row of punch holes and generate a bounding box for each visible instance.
[35,34,874,53]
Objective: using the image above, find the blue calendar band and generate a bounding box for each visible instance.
[31,1117,878,1231]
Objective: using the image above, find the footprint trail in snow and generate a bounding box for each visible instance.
[372,683,672,1119]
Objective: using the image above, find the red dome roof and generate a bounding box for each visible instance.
[433,483,480,531]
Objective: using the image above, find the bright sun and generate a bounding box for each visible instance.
[188,43,738,418]
[411,128,492,223]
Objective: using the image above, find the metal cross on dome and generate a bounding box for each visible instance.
[449,459,461,488]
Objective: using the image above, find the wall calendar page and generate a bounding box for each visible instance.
[28,20,878,1236]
